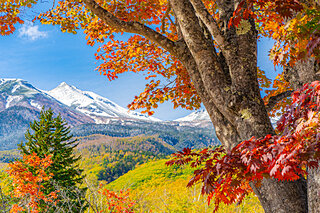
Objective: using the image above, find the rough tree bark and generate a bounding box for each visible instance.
[81,0,315,212]
[284,58,320,213]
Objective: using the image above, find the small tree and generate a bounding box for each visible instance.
[8,153,57,213]
[18,108,87,212]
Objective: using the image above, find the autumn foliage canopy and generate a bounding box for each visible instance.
[97,186,135,213]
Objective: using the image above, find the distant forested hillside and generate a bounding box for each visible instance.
[0,112,218,151]
[72,121,218,150]
[0,149,20,163]
[77,134,175,183]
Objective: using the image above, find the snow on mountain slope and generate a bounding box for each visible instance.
[47,82,161,123]
[0,78,94,126]
[174,109,210,122]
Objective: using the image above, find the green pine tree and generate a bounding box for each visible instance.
[18,108,87,212]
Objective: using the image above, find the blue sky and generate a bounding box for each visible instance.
[0,22,281,120]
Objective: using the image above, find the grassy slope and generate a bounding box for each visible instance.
[107,159,194,190]
[107,159,264,213]
[76,134,175,182]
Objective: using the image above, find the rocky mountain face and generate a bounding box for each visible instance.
[0,79,218,150]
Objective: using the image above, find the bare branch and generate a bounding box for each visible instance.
[265,90,294,112]
[82,0,177,56]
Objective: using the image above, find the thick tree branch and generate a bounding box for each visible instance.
[189,0,228,51]
[169,0,229,105]
[265,90,294,112]
[176,41,241,148]
[82,0,177,56]
[284,57,320,90]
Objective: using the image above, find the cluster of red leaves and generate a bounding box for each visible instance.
[167,146,252,213]
[98,185,135,213]
[167,81,320,212]
[229,0,303,28]
[7,153,58,213]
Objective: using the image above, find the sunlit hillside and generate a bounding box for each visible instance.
[107,159,264,213]
[77,134,175,183]
[0,136,263,213]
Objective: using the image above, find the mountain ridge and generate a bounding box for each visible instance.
[47,82,161,123]
[0,78,94,125]
[174,109,210,122]
[0,78,211,123]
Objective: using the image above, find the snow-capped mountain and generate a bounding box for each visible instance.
[171,109,212,128]
[0,78,94,124]
[174,109,210,122]
[47,82,161,123]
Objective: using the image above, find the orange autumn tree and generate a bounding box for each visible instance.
[7,153,57,213]
[1,0,320,212]
[97,186,135,213]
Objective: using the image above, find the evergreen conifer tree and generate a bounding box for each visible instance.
[18,108,87,212]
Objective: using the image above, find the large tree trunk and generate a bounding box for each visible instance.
[308,166,320,213]
[284,58,320,213]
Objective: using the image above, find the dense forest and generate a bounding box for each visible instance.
[77,135,175,183]
[72,121,217,149]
